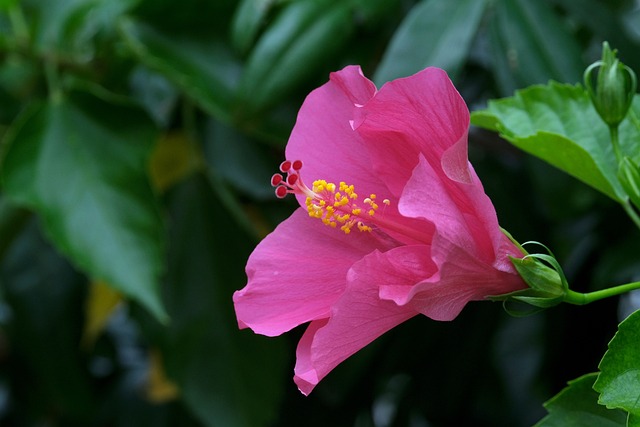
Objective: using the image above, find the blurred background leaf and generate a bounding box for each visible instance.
[134,173,288,427]
[237,0,353,115]
[488,0,585,95]
[120,19,242,124]
[374,0,487,85]
[1,91,166,321]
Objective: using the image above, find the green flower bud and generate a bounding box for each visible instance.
[489,245,567,316]
[584,42,637,128]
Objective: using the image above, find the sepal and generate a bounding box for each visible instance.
[489,242,567,316]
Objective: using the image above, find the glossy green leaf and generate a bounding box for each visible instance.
[152,174,287,427]
[1,91,166,321]
[238,0,353,113]
[489,0,584,95]
[471,84,640,201]
[374,0,487,85]
[535,373,627,426]
[120,18,241,122]
[594,309,640,417]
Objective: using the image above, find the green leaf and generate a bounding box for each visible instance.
[489,0,584,95]
[470,83,640,201]
[237,0,353,114]
[1,91,166,321]
[119,18,242,123]
[373,0,487,85]
[129,65,179,128]
[146,174,287,427]
[119,12,300,143]
[203,118,277,200]
[230,0,276,56]
[26,0,136,58]
[535,373,627,426]
[594,309,640,417]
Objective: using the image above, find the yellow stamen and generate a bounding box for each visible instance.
[305,179,386,235]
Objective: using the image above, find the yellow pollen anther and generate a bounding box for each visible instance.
[357,222,372,232]
[304,178,389,235]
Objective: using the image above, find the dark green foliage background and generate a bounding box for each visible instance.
[0,0,638,425]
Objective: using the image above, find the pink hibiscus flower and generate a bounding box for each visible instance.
[233,66,526,395]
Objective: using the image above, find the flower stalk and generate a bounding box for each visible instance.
[563,282,640,305]
[495,241,640,312]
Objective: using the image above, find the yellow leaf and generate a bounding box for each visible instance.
[146,349,180,404]
[82,280,122,349]
[149,132,202,192]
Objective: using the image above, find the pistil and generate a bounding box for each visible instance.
[271,159,430,243]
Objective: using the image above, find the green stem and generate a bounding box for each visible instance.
[609,125,622,165]
[564,281,640,305]
[622,198,640,231]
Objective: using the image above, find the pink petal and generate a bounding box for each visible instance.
[406,234,525,320]
[233,209,392,337]
[378,156,526,319]
[399,154,502,264]
[285,66,394,207]
[354,67,470,196]
[378,226,525,321]
[293,245,436,395]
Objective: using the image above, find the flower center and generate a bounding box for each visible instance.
[271,160,390,234]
